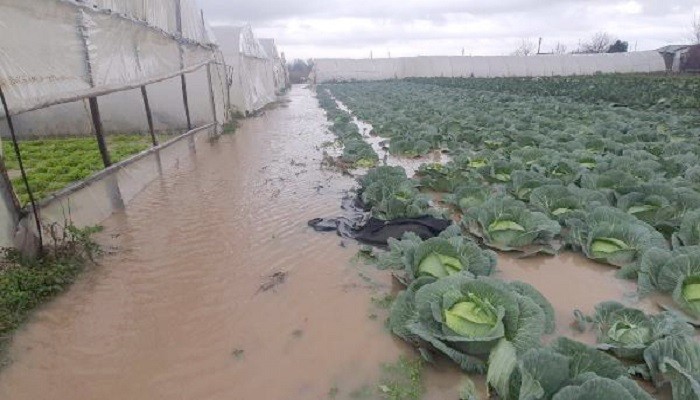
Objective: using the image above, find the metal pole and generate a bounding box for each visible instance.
[0,85,43,250]
[174,0,192,131]
[199,10,226,125]
[140,86,158,146]
[88,97,112,167]
[206,63,218,133]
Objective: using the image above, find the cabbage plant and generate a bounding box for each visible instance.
[359,166,433,220]
[637,246,700,318]
[539,158,582,185]
[416,163,480,193]
[568,207,668,268]
[375,226,497,283]
[529,185,608,222]
[478,160,524,184]
[616,184,700,235]
[589,301,693,361]
[341,138,378,167]
[388,275,554,376]
[643,336,700,400]
[509,170,561,201]
[549,375,654,400]
[498,337,650,400]
[673,209,700,248]
[579,170,640,198]
[444,184,492,213]
[463,197,562,255]
[616,184,675,226]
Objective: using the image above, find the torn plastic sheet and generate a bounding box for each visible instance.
[308,196,451,246]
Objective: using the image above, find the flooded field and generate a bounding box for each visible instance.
[0,86,670,399]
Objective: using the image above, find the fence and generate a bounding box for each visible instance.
[312,51,667,82]
[0,0,231,252]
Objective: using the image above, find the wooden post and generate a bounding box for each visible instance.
[180,74,192,130]
[88,97,112,167]
[0,84,43,250]
[140,86,158,146]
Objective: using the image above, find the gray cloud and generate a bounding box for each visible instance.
[200,0,699,59]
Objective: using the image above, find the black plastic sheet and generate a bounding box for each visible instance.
[308,196,451,246]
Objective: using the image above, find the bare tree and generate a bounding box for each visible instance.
[552,42,568,54]
[691,13,700,44]
[511,38,536,56]
[579,32,613,53]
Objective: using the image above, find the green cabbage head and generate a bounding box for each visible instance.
[388,275,555,374]
[375,225,497,284]
[463,197,561,255]
[590,301,693,361]
[571,207,668,268]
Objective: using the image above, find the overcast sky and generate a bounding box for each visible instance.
[201,0,699,60]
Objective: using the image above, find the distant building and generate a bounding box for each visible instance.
[658,45,700,73]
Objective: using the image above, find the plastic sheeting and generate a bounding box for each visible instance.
[0,0,228,137]
[0,0,220,116]
[0,1,92,115]
[0,0,232,249]
[214,25,279,114]
[312,51,667,82]
[260,38,290,94]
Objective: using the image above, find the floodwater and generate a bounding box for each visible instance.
[0,86,668,399]
[333,94,450,176]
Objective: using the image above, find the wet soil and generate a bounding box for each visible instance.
[0,86,671,399]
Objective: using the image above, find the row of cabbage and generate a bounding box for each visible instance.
[324,80,700,320]
[356,166,700,399]
[407,75,700,113]
[316,79,700,399]
[316,89,378,168]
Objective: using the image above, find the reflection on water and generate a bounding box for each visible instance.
[0,86,670,400]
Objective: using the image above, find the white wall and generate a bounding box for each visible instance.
[312,51,667,82]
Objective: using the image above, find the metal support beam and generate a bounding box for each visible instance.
[206,63,219,134]
[0,84,43,250]
[88,97,112,167]
[140,86,158,146]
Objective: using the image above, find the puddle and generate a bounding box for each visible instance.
[0,85,675,399]
[497,251,662,344]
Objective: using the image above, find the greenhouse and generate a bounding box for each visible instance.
[1,1,699,400]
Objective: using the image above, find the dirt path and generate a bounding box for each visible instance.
[0,86,659,400]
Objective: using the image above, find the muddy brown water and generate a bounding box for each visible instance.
[0,86,671,399]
